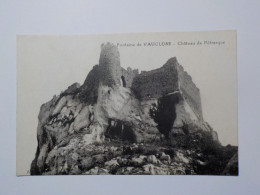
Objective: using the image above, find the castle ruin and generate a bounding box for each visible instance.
[30,42,223,176]
[95,42,203,124]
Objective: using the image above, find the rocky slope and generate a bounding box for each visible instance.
[30,43,238,175]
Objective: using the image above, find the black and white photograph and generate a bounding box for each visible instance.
[17,31,238,176]
[2,0,260,194]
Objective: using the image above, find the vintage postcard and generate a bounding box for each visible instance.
[17,31,238,176]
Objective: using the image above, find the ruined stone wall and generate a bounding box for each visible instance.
[176,64,203,120]
[82,43,203,122]
[121,67,139,88]
[131,58,179,99]
[131,56,203,124]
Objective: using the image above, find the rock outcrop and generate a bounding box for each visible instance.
[30,43,238,175]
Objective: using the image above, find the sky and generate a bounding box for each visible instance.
[17,31,237,175]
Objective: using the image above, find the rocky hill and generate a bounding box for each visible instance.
[30,43,238,175]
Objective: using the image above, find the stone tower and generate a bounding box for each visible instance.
[99,42,122,87]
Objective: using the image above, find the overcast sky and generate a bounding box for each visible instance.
[17,31,237,175]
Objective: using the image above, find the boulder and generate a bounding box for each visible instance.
[147,155,159,165]
[160,153,171,163]
[130,155,147,166]
[104,159,119,169]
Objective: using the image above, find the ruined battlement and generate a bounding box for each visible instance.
[83,43,203,120]
[131,58,179,99]
[131,57,203,120]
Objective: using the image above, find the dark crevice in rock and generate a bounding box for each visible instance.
[105,119,136,143]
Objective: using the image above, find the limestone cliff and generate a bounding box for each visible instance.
[30,43,237,175]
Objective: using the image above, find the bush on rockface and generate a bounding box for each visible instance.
[189,131,237,175]
[168,122,238,175]
[149,95,179,139]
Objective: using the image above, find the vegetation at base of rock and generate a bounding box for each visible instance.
[31,125,238,175]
